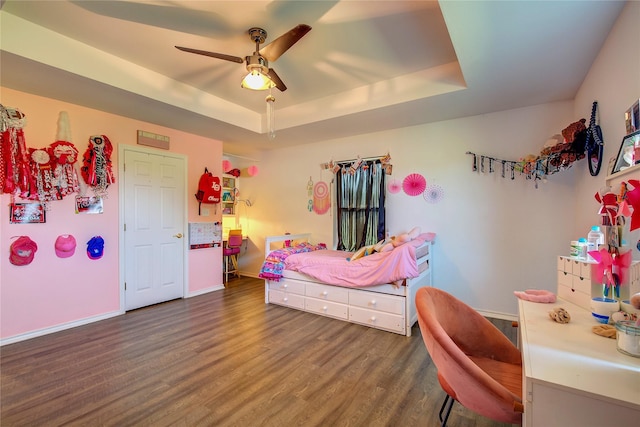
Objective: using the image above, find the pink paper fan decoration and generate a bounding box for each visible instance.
[247,165,259,176]
[222,160,232,172]
[387,179,401,194]
[423,184,444,204]
[402,173,427,196]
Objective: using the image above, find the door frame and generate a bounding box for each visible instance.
[118,143,189,312]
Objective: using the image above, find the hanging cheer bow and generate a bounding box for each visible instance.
[589,248,632,299]
[594,191,618,225]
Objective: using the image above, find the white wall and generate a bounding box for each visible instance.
[573,0,640,244]
[238,1,639,318]
[240,101,577,318]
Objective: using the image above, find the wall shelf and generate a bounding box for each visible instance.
[222,175,237,216]
[605,163,640,187]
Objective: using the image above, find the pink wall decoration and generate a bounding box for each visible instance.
[387,179,401,194]
[222,159,232,172]
[247,165,259,176]
[402,173,427,196]
[424,184,445,204]
[0,87,224,343]
[313,181,330,214]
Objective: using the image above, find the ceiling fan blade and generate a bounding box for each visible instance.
[266,69,287,92]
[259,24,311,62]
[175,46,243,64]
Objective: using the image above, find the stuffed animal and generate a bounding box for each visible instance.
[561,118,587,143]
[347,226,433,261]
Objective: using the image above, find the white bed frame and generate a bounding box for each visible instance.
[263,233,433,336]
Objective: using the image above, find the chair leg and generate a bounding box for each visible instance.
[438,393,454,427]
[230,254,239,274]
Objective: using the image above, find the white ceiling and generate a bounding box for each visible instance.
[0,0,626,156]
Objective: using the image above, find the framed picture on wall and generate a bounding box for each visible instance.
[625,99,639,134]
[9,203,46,224]
[611,130,640,174]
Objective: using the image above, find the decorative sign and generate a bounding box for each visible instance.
[75,196,104,214]
[9,203,46,224]
[189,222,222,249]
[137,130,170,150]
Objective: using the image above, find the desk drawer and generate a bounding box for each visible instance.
[557,270,572,288]
[557,282,590,310]
[557,256,592,279]
[558,256,573,273]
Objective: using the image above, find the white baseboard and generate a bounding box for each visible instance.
[187,285,224,297]
[476,308,518,322]
[239,271,260,279]
[1,310,124,346]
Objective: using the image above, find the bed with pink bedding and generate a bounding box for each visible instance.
[262,233,434,336]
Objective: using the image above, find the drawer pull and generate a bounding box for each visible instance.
[370,300,377,306]
[283,284,288,289]
[322,291,328,296]
[283,297,288,302]
[322,305,328,311]
[370,316,376,322]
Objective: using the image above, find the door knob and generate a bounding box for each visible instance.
[174,233,183,238]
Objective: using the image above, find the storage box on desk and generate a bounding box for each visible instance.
[557,256,593,310]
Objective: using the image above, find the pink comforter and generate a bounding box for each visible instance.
[284,241,421,288]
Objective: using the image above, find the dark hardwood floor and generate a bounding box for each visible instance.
[1,277,518,427]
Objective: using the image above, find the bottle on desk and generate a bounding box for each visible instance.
[570,239,588,260]
[587,226,604,259]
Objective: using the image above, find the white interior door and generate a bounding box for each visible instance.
[123,147,186,311]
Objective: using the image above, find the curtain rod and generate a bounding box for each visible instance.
[336,155,387,164]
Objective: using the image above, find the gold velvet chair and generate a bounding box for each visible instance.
[415,287,523,426]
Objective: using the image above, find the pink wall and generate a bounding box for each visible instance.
[1,87,224,342]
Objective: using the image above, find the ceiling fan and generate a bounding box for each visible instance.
[175,24,311,92]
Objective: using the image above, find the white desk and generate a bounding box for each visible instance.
[518,298,640,427]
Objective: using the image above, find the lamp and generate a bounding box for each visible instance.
[241,56,274,91]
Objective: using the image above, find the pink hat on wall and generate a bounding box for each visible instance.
[55,234,76,258]
[9,236,38,266]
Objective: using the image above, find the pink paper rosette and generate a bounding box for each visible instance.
[402,173,427,196]
[387,179,401,194]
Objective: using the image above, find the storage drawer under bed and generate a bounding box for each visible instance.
[349,306,404,334]
[305,298,348,320]
[268,279,305,295]
[268,289,305,310]
[349,289,404,315]
[306,282,349,304]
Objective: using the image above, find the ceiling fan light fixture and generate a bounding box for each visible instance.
[241,69,274,90]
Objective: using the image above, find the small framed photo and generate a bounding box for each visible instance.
[625,99,639,134]
[611,130,640,174]
[9,203,46,224]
